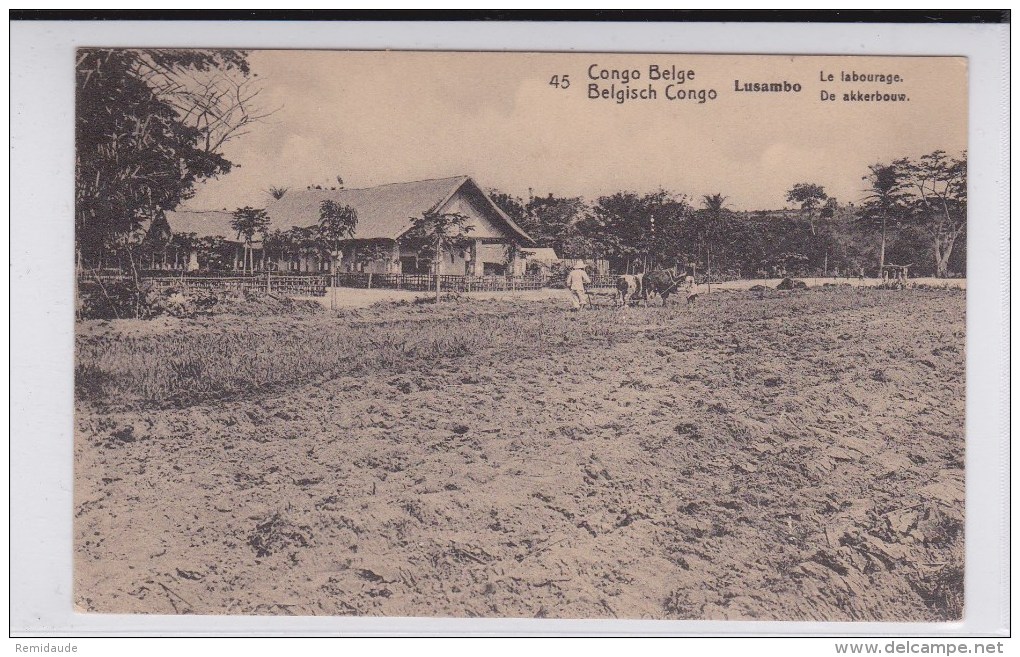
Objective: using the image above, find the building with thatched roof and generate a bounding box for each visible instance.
[163,175,534,275]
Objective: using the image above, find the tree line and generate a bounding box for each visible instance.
[489,150,966,278]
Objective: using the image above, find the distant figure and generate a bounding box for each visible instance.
[684,273,697,306]
[566,260,591,311]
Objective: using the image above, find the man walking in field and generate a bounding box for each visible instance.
[566,260,591,311]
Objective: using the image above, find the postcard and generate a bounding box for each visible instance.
[72,49,969,622]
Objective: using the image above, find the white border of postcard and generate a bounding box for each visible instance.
[9,18,1010,637]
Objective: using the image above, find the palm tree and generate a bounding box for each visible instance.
[230,206,271,273]
[861,162,908,273]
[699,193,729,290]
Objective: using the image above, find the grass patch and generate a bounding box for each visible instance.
[74,289,960,408]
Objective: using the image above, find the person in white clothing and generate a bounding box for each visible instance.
[565,260,591,310]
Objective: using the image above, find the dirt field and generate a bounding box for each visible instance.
[74,286,965,621]
[301,277,966,310]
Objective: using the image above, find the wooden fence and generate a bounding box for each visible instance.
[147,274,328,296]
[80,272,330,297]
[588,275,617,289]
[331,272,548,292]
[79,270,621,297]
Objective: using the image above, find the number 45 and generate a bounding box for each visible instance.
[549,74,570,89]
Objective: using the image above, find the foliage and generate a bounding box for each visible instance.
[488,172,965,278]
[351,241,394,271]
[691,193,732,279]
[194,236,234,271]
[475,162,963,277]
[262,229,291,269]
[403,211,475,298]
[77,279,146,320]
[488,191,529,228]
[786,182,829,212]
[403,211,475,266]
[76,279,222,320]
[575,190,695,271]
[170,232,199,258]
[489,190,591,257]
[859,161,910,270]
[318,200,359,270]
[75,48,265,265]
[785,182,829,237]
[899,150,967,277]
[230,206,271,272]
[526,194,588,254]
[230,206,271,242]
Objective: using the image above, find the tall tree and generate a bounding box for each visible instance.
[860,161,909,272]
[901,150,967,277]
[75,49,266,267]
[403,211,475,300]
[488,190,586,256]
[584,192,658,271]
[529,194,588,255]
[697,193,731,286]
[786,183,829,236]
[286,226,326,272]
[488,191,529,228]
[230,207,271,273]
[580,190,693,272]
[351,241,393,272]
[318,200,359,272]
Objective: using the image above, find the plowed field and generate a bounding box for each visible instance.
[75,287,965,620]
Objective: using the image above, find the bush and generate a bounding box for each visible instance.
[77,279,223,320]
[776,277,808,291]
[77,279,150,319]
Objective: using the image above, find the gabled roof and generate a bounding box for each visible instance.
[265,175,533,243]
[162,209,237,239]
[164,176,534,244]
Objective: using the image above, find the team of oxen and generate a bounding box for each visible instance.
[615,268,698,308]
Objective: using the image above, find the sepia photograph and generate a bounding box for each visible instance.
[71,49,969,622]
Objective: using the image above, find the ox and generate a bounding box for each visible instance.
[642,268,690,306]
[616,273,646,307]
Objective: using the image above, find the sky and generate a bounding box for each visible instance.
[187,51,967,212]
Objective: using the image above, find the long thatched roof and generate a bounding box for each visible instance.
[165,175,534,244]
[162,209,237,239]
[265,175,532,243]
